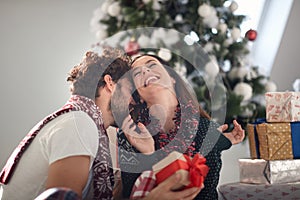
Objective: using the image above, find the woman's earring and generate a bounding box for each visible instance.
[172,77,176,85]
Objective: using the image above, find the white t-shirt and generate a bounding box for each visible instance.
[0,111,99,200]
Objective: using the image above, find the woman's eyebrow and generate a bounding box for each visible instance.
[145,59,156,64]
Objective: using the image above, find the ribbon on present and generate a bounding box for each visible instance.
[155,153,209,188]
[247,118,266,159]
[184,154,209,188]
[291,122,300,158]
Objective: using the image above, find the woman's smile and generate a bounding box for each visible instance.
[144,75,160,87]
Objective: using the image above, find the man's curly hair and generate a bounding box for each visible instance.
[67,47,131,99]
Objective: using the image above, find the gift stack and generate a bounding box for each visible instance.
[242,91,300,184]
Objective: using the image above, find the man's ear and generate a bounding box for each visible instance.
[103,74,114,92]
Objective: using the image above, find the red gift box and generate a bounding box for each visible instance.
[152,151,209,191]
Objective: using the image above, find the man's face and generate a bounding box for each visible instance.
[110,74,133,128]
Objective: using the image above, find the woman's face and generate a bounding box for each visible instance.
[131,55,175,100]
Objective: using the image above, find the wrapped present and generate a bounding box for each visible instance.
[239,158,300,184]
[256,121,300,160]
[219,182,300,199]
[246,118,266,159]
[152,151,209,191]
[265,91,300,122]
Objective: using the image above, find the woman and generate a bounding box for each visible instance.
[114,54,244,200]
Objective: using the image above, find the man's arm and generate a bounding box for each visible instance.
[46,155,90,198]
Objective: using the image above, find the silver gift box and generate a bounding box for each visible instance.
[239,158,300,184]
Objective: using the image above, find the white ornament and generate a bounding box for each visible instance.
[203,15,219,28]
[214,43,220,51]
[152,28,166,40]
[204,42,214,52]
[174,62,187,77]
[90,18,102,33]
[96,29,107,40]
[223,49,229,56]
[183,31,199,46]
[96,29,108,40]
[222,60,231,72]
[246,68,258,80]
[184,35,194,45]
[175,14,183,23]
[147,51,156,55]
[158,48,172,61]
[240,56,251,67]
[265,80,277,92]
[137,34,150,47]
[211,83,227,111]
[231,27,241,41]
[90,7,108,33]
[152,0,161,10]
[164,29,180,45]
[101,1,110,13]
[205,60,220,79]
[142,0,152,4]
[224,38,233,47]
[236,66,248,79]
[228,67,238,80]
[241,107,254,117]
[252,95,266,107]
[108,2,121,17]
[234,82,253,101]
[229,1,239,12]
[198,3,212,18]
[218,23,227,34]
[293,79,300,92]
[189,31,199,42]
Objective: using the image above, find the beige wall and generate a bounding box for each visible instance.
[270,0,300,91]
[0,0,99,168]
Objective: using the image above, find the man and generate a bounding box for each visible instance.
[0,47,129,200]
[0,47,201,200]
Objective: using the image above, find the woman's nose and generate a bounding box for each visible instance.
[141,66,150,74]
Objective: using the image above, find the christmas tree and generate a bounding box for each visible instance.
[90,0,277,130]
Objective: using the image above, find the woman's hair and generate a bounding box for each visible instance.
[67,47,131,99]
[129,54,211,120]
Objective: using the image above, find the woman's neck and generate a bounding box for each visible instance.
[147,93,178,132]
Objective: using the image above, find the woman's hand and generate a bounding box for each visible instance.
[144,173,203,200]
[219,119,245,145]
[122,115,155,154]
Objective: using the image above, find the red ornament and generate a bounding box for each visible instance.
[245,29,257,41]
[125,38,140,56]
